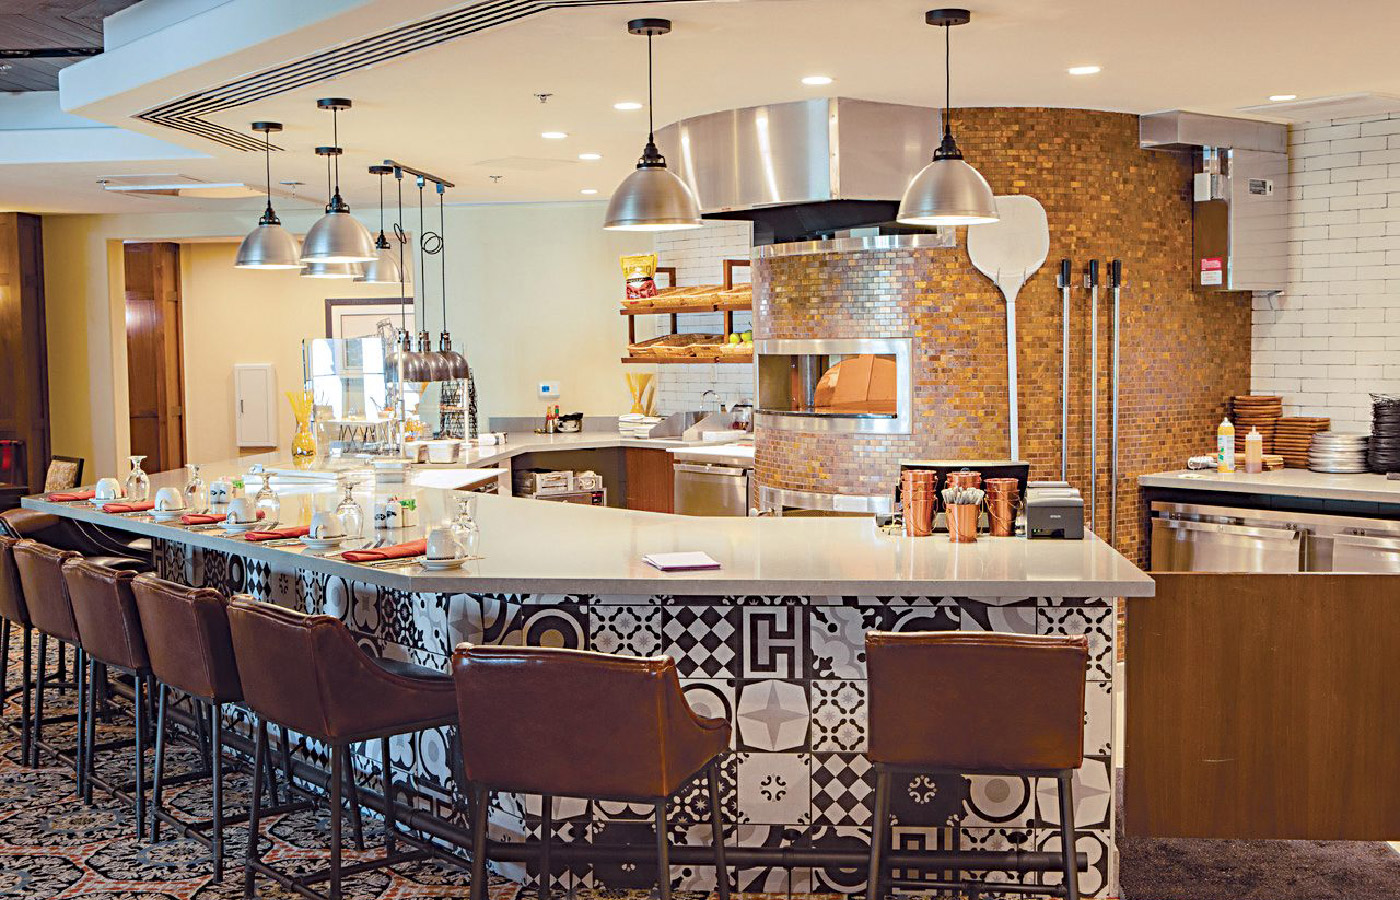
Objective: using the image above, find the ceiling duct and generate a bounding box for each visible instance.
[655,98,944,245]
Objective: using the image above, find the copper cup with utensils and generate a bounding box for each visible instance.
[984,477,1020,537]
[945,503,980,543]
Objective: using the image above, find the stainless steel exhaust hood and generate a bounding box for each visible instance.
[655,98,941,244]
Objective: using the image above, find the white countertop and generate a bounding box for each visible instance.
[1139,469,1400,504]
[26,456,1152,598]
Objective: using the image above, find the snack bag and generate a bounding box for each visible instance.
[621,253,659,300]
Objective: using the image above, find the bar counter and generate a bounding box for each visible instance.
[24,458,1152,898]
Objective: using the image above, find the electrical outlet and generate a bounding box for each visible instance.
[538,381,561,399]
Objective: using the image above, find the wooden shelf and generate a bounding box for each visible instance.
[621,355,754,365]
[620,301,752,316]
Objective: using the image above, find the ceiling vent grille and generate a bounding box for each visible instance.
[137,0,703,151]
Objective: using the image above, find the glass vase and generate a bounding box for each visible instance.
[287,389,317,469]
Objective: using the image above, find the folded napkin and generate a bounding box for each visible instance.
[341,539,427,563]
[179,513,223,526]
[243,526,311,542]
[48,489,96,502]
[102,501,155,514]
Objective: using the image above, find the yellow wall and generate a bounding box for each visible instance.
[41,202,650,479]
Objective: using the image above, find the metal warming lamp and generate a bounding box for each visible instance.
[356,165,403,284]
[896,9,999,227]
[433,181,470,379]
[234,122,302,269]
[300,98,378,263]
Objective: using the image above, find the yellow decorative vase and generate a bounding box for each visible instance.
[287,389,317,469]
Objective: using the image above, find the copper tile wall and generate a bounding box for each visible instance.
[755,108,1252,564]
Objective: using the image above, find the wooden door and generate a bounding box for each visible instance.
[0,213,49,489]
[124,243,186,474]
[625,448,675,513]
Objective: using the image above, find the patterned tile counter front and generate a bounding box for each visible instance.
[155,537,1122,898]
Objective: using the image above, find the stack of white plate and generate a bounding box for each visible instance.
[1308,432,1371,473]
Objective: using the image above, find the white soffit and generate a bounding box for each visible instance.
[1237,92,1400,122]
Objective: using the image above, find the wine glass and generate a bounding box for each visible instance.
[254,473,281,526]
[183,464,207,512]
[125,455,150,502]
[335,478,364,539]
[449,493,480,556]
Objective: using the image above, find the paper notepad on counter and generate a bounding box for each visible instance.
[643,551,721,572]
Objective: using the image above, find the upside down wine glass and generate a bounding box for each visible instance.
[125,455,150,503]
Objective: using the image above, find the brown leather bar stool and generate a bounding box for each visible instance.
[864,631,1089,900]
[132,573,277,881]
[452,645,733,900]
[0,535,35,763]
[62,559,154,831]
[227,600,458,900]
[12,540,89,778]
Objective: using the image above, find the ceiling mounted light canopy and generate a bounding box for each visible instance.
[356,165,404,284]
[301,98,377,263]
[604,18,702,232]
[234,122,301,269]
[897,9,999,227]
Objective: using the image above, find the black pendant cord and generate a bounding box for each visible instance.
[377,170,387,243]
[396,173,407,332]
[647,32,655,146]
[261,130,277,224]
[437,186,448,332]
[331,108,342,201]
[417,179,428,332]
[943,23,951,140]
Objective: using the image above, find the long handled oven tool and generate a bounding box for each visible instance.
[1057,258,1072,481]
[1109,259,1123,545]
[1085,259,1100,530]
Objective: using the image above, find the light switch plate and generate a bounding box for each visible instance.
[538,381,561,399]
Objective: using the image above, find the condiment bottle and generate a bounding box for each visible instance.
[1244,427,1264,474]
[1217,417,1236,473]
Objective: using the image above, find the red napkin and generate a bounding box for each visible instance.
[342,539,427,563]
[179,513,224,525]
[243,526,311,542]
[102,501,155,514]
[48,490,96,502]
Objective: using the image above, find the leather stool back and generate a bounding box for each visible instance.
[131,574,241,703]
[866,631,1088,773]
[0,535,30,627]
[454,644,730,799]
[63,560,149,674]
[13,541,81,642]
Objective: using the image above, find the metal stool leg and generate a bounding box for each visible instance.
[150,683,167,842]
[1,618,9,710]
[1058,771,1080,900]
[342,744,365,852]
[279,725,295,803]
[655,798,672,900]
[19,626,32,766]
[329,740,344,900]
[866,767,891,900]
[469,786,490,900]
[381,736,396,856]
[706,760,730,900]
[243,719,268,900]
[211,702,225,881]
[538,794,553,900]
[133,674,146,835]
[31,632,46,768]
[74,647,87,794]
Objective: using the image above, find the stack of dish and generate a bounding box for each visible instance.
[1370,394,1400,474]
[1308,432,1371,474]
[1272,417,1331,468]
[1231,395,1284,452]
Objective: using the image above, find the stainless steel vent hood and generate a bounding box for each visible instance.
[1141,111,1289,293]
[655,98,941,244]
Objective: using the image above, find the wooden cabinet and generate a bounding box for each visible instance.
[625,448,675,514]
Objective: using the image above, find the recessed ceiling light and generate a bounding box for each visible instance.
[1067,65,1101,76]
[580,189,599,195]
[1269,94,1298,102]
[614,101,643,111]
[541,131,569,140]
[802,75,834,86]
[578,152,602,161]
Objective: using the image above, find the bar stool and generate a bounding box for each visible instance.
[132,573,265,881]
[0,536,35,763]
[62,559,154,831]
[12,540,88,777]
[452,644,733,900]
[226,600,458,900]
[864,631,1089,900]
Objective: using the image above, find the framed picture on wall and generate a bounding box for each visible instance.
[324,298,415,340]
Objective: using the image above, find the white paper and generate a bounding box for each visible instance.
[643,551,721,572]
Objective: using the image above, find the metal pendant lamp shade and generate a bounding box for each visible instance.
[301,99,378,263]
[604,19,702,232]
[301,260,363,279]
[896,9,999,228]
[235,121,303,269]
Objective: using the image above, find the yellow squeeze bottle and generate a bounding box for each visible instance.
[1217,417,1236,473]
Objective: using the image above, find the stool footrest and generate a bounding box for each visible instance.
[887,877,1068,897]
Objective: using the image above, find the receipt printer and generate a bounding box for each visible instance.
[1026,481,1085,539]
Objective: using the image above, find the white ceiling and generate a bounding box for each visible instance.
[7,0,1400,215]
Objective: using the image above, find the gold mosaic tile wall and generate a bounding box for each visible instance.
[754,108,1253,564]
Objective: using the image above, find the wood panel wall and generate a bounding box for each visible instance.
[1124,573,1400,840]
[0,213,50,489]
[124,242,186,474]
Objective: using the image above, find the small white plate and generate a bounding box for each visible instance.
[420,556,473,571]
[152,509,188,523]
[223,520,263,534]
[92,498,121,509]
[302,536,345,550]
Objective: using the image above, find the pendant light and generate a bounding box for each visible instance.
[234,122,301,269]
[434,181,470,379]
[604,19,702,232]
[301,98,377,263]
[415,176,451,383]
[386,167,419,384]
[356,165,404,284]
[896,9,999,227]
[301,147,366,278]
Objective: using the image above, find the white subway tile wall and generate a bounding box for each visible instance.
[647,221,757,414]
[1252,113,1400,429]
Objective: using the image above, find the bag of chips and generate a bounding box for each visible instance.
[621,253,659,300]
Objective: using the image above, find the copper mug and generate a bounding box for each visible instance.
[987,491,1020,537]
[946,503,979,543]
[904,497,936,537]
[945,470,982,491]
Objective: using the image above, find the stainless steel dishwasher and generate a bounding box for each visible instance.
[673,462,752,516]
[1150,502,1304,572]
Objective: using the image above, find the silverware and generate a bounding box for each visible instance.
[353,556,426,569]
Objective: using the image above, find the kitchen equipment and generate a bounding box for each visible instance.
[674,461,751,516]
[1273,417,1331,468]
[1149,502,1302,572]
[574,471,603,492]
[1109,259,1123,544]
[1026,481,1085,540]
[1230,395,1283,453]
[1056,258,1072,481]
[514,470,574,495]
[1369,394,1400,474]
[730,400,754,432]
[557,412,584,433]
[1085,260,1100,529]
[966,195,1050,462]
[1308,431,1371,474]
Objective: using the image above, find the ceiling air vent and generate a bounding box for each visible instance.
[1236,92,1400,122]
[98,174,264,199]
